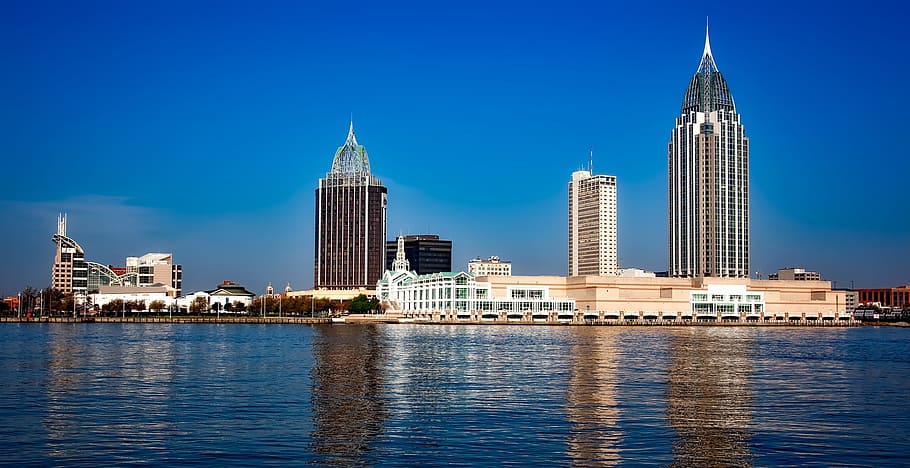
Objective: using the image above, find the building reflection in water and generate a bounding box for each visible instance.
[667,327,754,467]
[310,324,386,465]
[566,328,622,466]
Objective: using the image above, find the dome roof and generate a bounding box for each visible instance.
[331,120,371,175]
[681,24,736,114]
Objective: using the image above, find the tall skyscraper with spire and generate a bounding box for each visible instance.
[315,121,388,289]
[668,24,750,278]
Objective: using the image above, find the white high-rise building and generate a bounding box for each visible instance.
[568,169,617,276]
[668,24,749,278]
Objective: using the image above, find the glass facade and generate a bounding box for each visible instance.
[669,28,749,278]
[315,122,388,289]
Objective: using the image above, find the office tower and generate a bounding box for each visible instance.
[315,121,388,289]
[51,213,88,295]
[568,166,617,277]
[668,24,749,278]
[385,235,452,275]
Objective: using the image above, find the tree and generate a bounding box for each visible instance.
[349,294,372,313]
[149,300,166,313]
[190,296,209,313]
[104,299,125,315]
[232,301,246,313]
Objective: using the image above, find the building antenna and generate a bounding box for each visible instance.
[588,146,594,175]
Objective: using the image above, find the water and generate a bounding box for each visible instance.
[1,324,908,466]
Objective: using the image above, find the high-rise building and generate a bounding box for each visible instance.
[51,213,88,295]
[315,121,388,289]
[668,24,749,278]
[568,168,617,277]
[385,235,452,275]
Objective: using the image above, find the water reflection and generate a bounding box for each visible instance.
[667,328,754,467]
[310,324,386,465]
[566,328,622,466]
[44,325,180,462]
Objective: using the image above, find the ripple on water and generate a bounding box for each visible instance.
[0,323,908,465]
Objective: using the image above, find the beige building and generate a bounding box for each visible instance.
[126,253,182,296]
[569,169,617,276]
[468,256,512,276]
[51,213,88,295]
[477,275,849,322]
[768,267,821,281]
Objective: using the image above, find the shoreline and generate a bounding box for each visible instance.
[1,315,895,327]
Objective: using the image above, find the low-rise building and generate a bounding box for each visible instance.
[91,285,171,310]
[768,267,821,281]
[377,270,575,319]
[379,271,850,322]
[617,268,657,278]
[857,286,910,309]
[468,256,512,276]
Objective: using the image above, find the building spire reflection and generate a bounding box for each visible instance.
[667,328,754,466]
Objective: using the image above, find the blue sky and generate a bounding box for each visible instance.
[2,0,908,295]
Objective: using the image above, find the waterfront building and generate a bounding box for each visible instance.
[381,269,849,322]
[176,281,257,313]
[126,253,182,296]
[314,121,388,289]
[668,24,750,278]
[843,290,859,313]
[207,280,256,311]
[468,256,512,276]
[378,239,574,317]
[91,285,170,310]
[768,267,821,281]
[568,167,617,277]
[492,275,847,322]
[385,235,451,275]
[51,213,88,295]
[86,263,138,291]
[857,285,910,309]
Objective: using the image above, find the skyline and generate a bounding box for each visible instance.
[2,1,908,294]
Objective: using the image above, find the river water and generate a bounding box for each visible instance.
[0,323,907,466]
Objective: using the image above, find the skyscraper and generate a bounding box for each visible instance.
[668,24,749,278]
[568,164,617,277]
[315,121,388,289]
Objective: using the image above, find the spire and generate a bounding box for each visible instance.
[696,18,719,74]
[346,118,358,146]
[392,235,410,272]
[703,17,712,58]
[682,21,735,114]
[330,119,371,175]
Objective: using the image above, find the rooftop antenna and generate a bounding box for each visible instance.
[588,146,594,175]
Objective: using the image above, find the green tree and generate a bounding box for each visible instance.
[349,294,372,313]
[149,300,166,313]
[232,301,246,313]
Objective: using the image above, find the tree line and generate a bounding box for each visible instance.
[2,287,383,317]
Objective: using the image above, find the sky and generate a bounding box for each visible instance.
[2,0,908,295]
